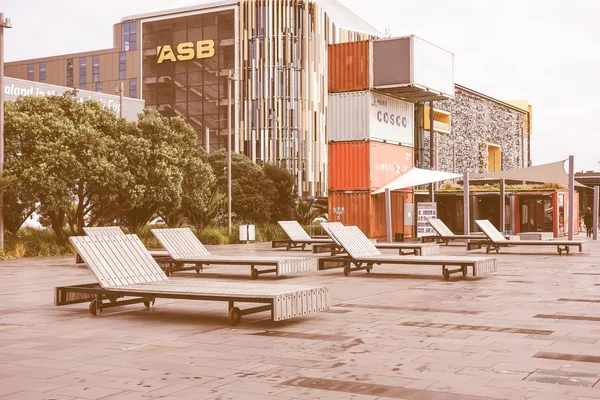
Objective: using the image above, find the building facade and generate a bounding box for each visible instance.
[417,85,532,175]
[5,0,379,197]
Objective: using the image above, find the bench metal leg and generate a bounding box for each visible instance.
[441,265,469,281]
[228,300,272,325]
[557,245,570,255]
[250,265,277,280]
[88,295,155,316]
[344,262,374,276]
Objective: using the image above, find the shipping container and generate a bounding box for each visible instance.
[328,190,414,240]
[328,140,414,191]
[372,36,454,100]
[328,41,370,93]
[328,91,414,145]
[328,36,454,102]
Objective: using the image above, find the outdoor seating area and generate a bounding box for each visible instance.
[4,231,600,399]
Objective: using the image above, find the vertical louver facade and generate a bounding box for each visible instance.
[238,0,376,196]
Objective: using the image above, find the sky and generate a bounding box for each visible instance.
[2,0,599,172]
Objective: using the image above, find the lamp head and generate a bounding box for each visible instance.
[2,17,12,29]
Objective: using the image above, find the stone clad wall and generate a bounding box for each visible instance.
[422,85,531,174]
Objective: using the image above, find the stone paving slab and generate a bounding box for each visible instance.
[1,237,600,399]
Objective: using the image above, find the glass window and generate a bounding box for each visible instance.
[92,55,100,83]
[79,56,87,86]
[119,52,126,80]
[39,62,46,83]
[66,58,74,87]
[121,22,137,51]
[129,78,137,98]
[27,64,34,80]
[95,82,103,92]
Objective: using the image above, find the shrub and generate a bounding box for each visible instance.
[5,227,74,258]
[199,226,229,245]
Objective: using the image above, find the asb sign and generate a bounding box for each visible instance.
[156,40,215,64]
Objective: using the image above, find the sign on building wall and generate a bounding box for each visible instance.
[328,91,414,146]
[417,202,437,238]
[3,76,145,121]
[156,40,216,63]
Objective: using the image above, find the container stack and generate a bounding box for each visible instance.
[327,41,416,240]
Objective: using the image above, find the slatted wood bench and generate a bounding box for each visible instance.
[316,222,440,256]
[475,219,584,255]
[152,228,312,279]
[76,226,171,264]
[272,221,338,251]
[56,235,329,325]
[422,218,498,245]
[322,226,497,280]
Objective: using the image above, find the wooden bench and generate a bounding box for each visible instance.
[422,218,498,245]
[56,235,329,325]
[152,228,312,279]
[76,226,171,264]
[317,222,440,256]
[272,221,337,251]
[322,226,497,281]
[475,220,584,255]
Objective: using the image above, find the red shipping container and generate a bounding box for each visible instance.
[328,141,414,191]
[328,190,414,240]
[328,41,370,93]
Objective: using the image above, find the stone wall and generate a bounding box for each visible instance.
[422,85,531,174]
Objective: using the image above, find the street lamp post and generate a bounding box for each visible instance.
[227,70,237,236]
[0,13,13,251]
[114,82,124,118]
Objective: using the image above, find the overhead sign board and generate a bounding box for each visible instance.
[2,76,145,121]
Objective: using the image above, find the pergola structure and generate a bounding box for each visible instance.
[375,156,597,242]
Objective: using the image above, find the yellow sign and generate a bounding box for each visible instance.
[156,40,215,64]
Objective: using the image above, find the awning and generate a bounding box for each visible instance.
[372,167,462,194]
[471,160,588,188]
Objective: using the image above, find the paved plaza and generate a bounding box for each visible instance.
[2,238,600,399]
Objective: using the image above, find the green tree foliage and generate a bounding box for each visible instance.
[4,94,215,237]
[263,163,297,222]
[4,92,131,239]
[117,110,214,233]
[206,150,275,224]
[294,197,327,225]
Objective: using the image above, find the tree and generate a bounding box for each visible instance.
[118,110,202,233]
[3,91,131,240]
[162,148,216,229]
[263,163,297,222]
[206,150,275,224]
[0,178,37,235]
[294,197,327,225]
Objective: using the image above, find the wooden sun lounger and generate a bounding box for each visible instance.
[76,226,171,263]
[272,221,338,251]
[474,219,584,255]
[422,218,499,246]
[56,235,329,325]
[152,228,312,279]
[321,226,497,280]
[315,222,440,256]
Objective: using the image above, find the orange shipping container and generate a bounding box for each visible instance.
[328,41,370,93]
[328,190,414,240]
[328,141,414,191]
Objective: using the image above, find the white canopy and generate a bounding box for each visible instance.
[471,159,588,188]
[372,167,462,194]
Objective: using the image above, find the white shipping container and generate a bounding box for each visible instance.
[327,91,414,146]
[412,36,455,98]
